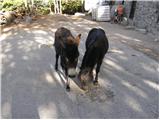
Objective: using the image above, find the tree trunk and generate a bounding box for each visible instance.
[49,0,54,14]
[31,0,34,7]
[24,0,30,14]
[24,0,28,8]
[59,0,62,14]
[81,0,85,12]
[54,0,57,13]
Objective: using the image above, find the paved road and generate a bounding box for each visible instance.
[1,14,159,118]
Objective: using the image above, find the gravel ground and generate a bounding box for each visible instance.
[1,14,159,119]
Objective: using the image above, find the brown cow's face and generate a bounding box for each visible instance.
[64,53,79,77]
[62,34,81,77]
[59,33,81,77]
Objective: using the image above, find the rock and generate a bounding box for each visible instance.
[3,11,16,24]
[74,12,86,17]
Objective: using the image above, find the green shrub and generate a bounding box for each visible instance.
[62,0,82,15]
[36,7,50,15]
[1,0,83,15]
[1,0,24,11]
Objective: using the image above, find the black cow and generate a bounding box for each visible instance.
[54,27,81,91]
[78,28,109,90]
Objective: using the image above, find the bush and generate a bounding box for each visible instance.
[62,0,82,15]
[1,0,50,15]
[1,0,24,11]
[0,0,83,15]
[36,7,50,15]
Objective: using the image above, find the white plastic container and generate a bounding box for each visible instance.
[85,0,99,11]
[96,5,110,21]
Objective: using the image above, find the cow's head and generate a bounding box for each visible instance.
[61,34,81,77]
[78,67,93,84]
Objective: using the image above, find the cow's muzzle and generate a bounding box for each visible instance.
[68,68,76,78]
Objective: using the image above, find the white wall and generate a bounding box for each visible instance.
[84,0,99,11]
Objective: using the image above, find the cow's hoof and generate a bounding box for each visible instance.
[66,85,70,92]
[93,81,98,86]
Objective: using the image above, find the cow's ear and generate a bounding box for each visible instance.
[75,34,81,45]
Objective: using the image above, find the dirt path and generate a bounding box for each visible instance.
[1,14,159,118]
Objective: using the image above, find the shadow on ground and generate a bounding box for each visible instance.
[1,14,159,119]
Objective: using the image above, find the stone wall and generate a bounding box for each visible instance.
[124,1,159,38]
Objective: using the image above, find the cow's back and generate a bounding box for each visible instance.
[86,28,109,53]
[81,28,109,69]
[55,27,72,40]
[54,27,74,54]
[55,27,73,44]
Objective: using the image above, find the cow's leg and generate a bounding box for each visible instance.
[65,68,70,91]
[66,77,70,91]
[60,59,70,91]
[55,53,59,71]
[93,59,103,85]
